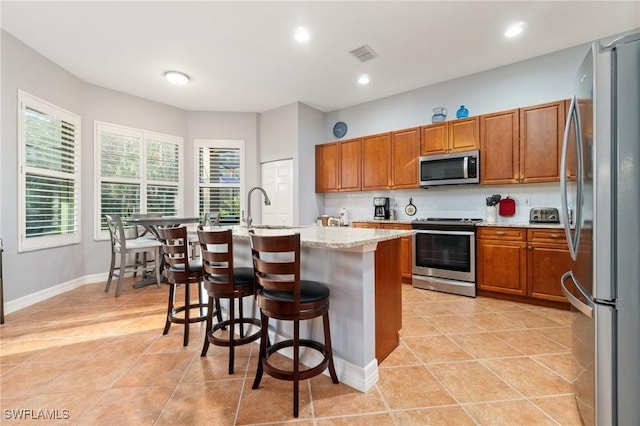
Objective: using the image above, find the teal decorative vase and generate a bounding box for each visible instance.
[456,105,469,118]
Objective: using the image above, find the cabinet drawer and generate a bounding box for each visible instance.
[352,222,380,229]
[527,229,567,244]
[380,223,412,230]
[477,227,526,241]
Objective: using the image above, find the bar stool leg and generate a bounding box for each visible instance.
[228,297,236,374]
[201,296,214,357]
[323,312,339,383]
[184,284,190,347]
[252,312,268,389]
[293,319,300,418]
[163,284,175,335]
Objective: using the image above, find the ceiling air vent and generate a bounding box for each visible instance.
[349,45,378,63]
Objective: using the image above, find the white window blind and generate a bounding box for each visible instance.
[195,140,243,224]
[18,91,81,252]
[96,123,182,239]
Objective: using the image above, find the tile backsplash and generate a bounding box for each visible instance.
[322,182,574,224]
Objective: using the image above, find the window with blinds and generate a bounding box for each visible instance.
[96,123,182,239]
[18,91,81,252]
[196,140,244,225]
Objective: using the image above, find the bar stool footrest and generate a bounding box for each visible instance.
[207,317,262,347]
[262,339,331,381]
[168,303,208,325]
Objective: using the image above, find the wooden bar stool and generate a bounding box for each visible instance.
[249,231,339,418]
[197,226,261,374]
[157,226,207,346]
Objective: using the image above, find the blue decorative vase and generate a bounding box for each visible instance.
[456,105,469,119]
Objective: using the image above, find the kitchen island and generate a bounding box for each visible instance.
[215,225,414,392]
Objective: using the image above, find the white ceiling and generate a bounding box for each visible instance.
[2,1,639,113]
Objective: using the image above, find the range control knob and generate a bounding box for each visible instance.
[549,214,557,221]
[533,215,539,220]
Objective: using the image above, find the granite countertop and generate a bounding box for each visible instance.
[207,225,415,249]
[349,219,414,225]
[351,219,564,229]
[475,221,564,229]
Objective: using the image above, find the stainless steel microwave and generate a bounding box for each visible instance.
[419,150,479,187]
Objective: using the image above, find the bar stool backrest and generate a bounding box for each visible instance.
[249,232,301,306]
[157,226,192,283]
[197,226,235,293]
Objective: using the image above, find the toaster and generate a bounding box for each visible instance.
[529,207,560,224]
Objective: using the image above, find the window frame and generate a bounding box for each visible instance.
[94,121,184,241]
[193,139,245,225]
[18,90,82,252]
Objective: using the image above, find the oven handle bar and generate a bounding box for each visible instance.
[413,229,475,236]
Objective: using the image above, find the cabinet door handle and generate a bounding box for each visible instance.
[495,231,506,236]
[550,234,562,239]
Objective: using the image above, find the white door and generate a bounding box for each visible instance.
[261,159,293,225]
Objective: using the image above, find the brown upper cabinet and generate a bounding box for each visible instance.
[315,138,361,193]
[315,142,338,192]
[391,127,420,189]
[362,133,392,190]
[361,128,420,191]
[480,100,569,184]
[519,100,565,183]
[480,109,520,184]
[420,117,479,156]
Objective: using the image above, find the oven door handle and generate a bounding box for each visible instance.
[414,229,475,236]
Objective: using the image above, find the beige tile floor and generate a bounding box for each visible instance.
[0,278,583,425]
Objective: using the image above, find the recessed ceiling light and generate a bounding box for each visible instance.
[294,27,310,43]
[358,74,370,85]
[504,22,526,38]
[164,71,190,85]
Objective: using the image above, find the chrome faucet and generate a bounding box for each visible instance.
[245,186,271,228]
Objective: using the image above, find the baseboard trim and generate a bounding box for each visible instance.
[4,273,107,315]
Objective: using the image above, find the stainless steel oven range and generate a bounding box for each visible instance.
[412,218,482,297]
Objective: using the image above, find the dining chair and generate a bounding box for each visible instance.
[157,225,207,346]
[249,231,339,418]
[104,214,162,297]
[198,226,261,374]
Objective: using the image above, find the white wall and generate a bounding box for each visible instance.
[1,30,261,305]
[258,102,297,164]
[187,110,260,220]
[297,103,325,225]
[320,43,590,223]
[324,43,589,141]
[82,84,189,274]
[258,101,325,225]
[1,31,87,301]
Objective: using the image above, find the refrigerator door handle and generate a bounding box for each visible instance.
[561,271,593,318]
[561,95,582,260]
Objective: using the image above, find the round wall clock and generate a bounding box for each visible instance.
[333,121,348,138]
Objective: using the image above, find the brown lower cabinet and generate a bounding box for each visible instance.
[476,227,570,309]
[352,222,413,284]
[374,238,402,362]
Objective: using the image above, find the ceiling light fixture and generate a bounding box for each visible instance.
[164,71,190,85]
[294,27,310,43]
[358,74,370,85]
[504,22,526,38]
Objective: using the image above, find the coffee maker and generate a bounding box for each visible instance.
[373,197,390,220]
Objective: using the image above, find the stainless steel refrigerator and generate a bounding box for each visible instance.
[560,32,640,426]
